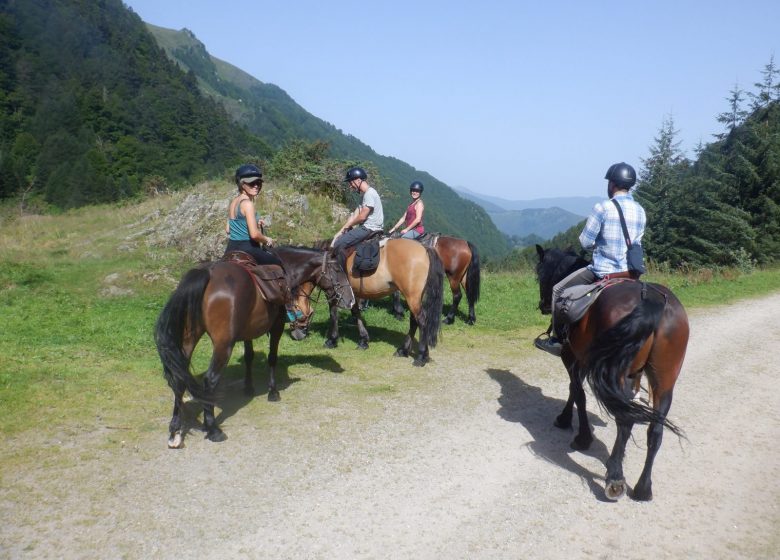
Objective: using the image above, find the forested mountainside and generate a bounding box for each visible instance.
[0,0,268,207]
[0,0,507,257]
[144,24,508,256]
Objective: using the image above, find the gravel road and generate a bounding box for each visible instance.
[2,293,779,559]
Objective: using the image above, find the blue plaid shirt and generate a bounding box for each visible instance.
[579,193,646,277]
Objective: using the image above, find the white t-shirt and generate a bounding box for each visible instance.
[361,186,384,231]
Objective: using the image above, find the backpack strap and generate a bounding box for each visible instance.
[611,199,633,247]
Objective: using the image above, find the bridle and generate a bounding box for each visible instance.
[301,252,353,311]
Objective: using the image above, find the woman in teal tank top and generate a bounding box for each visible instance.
[225,164,302,321]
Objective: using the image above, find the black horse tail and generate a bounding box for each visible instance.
[585,288,683,437]
[418,246,444,348]
[154,267,213,404]
[465,241,481,305]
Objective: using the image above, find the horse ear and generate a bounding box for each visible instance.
[535,244,545,261]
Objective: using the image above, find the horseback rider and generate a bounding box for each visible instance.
[224,163,302,322]
[330,166,384,268]
[535,162,646,356]
[389,181,425,239]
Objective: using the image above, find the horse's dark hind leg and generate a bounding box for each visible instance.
[266,315,284,402]
[168,379,187,449]
[631,390,674,501]
[391,291,405,320]
[604,419,633,501]
[394,314,418,362]
[444,285,462,325]
[202,342,233,443]
[243,341,255,396]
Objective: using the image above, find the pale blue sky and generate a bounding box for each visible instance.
[124,0,778,200]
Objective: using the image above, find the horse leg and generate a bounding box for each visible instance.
[391,290,405,320]
[631,389,674,501]
[394,314,416,359]
[266,315,284,402]
[352,302,370,350]
[556,361,593,450]
[444,280,461,325]
[202,342,233,443]
[411,315,430,367]
[604,419,633,500]
[243,340,255,396]
[167,380,187,449]
[323,303,340,348]
[465,281,476,325]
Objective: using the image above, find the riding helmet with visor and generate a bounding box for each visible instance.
[235,164,263,185]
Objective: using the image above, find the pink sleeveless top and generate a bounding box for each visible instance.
[405,201,424,234]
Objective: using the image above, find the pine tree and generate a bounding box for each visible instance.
[635,115,689,262]
[715,83,748,139]
[748,54,780,111]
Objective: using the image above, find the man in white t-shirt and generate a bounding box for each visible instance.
[331,167,384,267]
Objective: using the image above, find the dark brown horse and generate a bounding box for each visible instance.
[155,247,354,448]
[535,245,689,501]
[295,238,444,365]
[391,235,481,324]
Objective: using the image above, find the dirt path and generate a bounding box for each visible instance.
[3,293,780,559]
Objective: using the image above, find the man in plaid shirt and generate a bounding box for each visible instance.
[535,162,646,356]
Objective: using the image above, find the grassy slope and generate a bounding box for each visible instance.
[2,187,780,441]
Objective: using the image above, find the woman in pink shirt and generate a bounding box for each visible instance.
[389,181,425,239]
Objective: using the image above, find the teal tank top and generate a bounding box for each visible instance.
[228,203,261,241]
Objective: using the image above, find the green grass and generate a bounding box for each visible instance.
[2,194,780,439]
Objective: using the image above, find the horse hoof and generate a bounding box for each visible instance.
[412,357,428,367]
[467,318,475,325]
[570,434,593,451]
[393,314,404,321]
[268,390,280,402]
[630,486,653,502]
[554,415,571,429]
[604,479,627,501]
[168,432,184,449]
[443,317,454,325]
[357,341,369,350]
[323,339,337,349]
[394,348,409,358]
[206,430,227,443]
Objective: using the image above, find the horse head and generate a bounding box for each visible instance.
[535,245,589,314]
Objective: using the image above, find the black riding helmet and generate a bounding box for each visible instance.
[604,162,636,189]
[409,181,424,193]
[235,163,262,185]
[344,166,367,182]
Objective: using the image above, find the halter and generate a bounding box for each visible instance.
[312,251,353,309]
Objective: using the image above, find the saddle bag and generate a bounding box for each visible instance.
[352,238,381,274]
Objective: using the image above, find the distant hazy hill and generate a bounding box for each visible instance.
[452,187,597,239]
[454,187,600,215]
[145,24,509,257]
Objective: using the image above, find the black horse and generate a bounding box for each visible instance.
[535,245,689,501]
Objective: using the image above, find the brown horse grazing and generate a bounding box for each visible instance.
[296,238,444,365]
[391,235,481,325]
[154,247,354,448]
[535,245,689,501]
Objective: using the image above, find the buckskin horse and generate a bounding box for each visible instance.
[535,245,689,501]
[391,235,481,325]
[294,238,444,365]
[155,247,354,448]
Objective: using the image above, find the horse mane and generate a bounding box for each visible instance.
[536,246,590,285]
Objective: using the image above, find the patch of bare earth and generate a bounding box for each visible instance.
[2,294,779,559]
